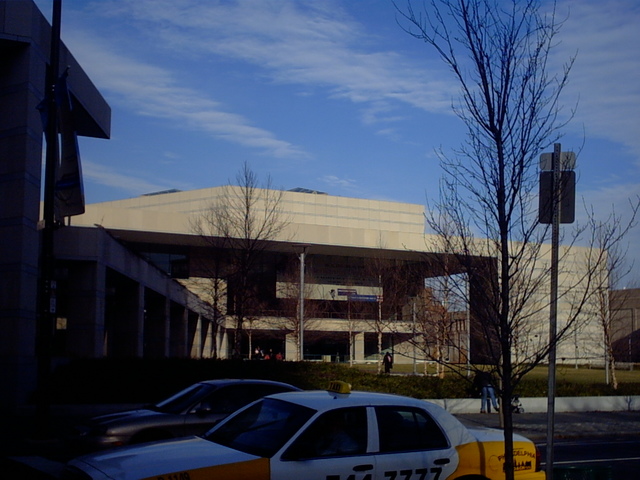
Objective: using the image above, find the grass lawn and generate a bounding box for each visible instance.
[49,358,640,403]
[354,361,640,384]
[522,364,640,384]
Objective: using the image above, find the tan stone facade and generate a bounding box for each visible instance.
[69,186,608,368]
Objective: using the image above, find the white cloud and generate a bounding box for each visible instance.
[83,160,173,195]
[88,0,456,122]
[577,183,640,221]
[553,0,640,159]
[63,30,309,160]
[574,181,640,276]
[62,0,640,163]
[320,174,359,191]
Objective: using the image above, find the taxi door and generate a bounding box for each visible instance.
[372,406,458,480]
[272,406,376,480]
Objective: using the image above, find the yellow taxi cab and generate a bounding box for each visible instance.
[63,381,544,480]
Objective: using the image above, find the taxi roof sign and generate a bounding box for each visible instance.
[327,381,351,395]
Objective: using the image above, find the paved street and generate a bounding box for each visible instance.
[456,410,640,442]
[459,409,640,479]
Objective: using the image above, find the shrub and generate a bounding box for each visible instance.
[47,358,640,404]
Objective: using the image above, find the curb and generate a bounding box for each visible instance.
[430,395,640,414]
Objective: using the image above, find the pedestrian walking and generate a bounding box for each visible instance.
[383,352,393,374]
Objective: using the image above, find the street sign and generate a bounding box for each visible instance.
[337,288,357,296]
[539,171,576,224]
[350,294,379,302]
[540,151,576,171]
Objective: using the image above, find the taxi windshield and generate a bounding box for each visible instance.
[205,398,314,457]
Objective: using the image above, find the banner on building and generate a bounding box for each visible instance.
[54,69,85,219]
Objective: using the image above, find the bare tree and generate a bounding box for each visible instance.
[344,294,360,366]
[275,257,324,360]
[585,202,639,389]
[188,229,230,360]
[193,162,289,358]
[176,274,226,359]
[340,279,372,366]
[412,261,469,377]
[364,255,414,373]
[396,0,640,477]
[395,1,580,477]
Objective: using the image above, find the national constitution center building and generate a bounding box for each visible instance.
[5,179,608,407]
[64,185,604,367]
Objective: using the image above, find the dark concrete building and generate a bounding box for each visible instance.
[611,288,640,363]
[1,0,211,410]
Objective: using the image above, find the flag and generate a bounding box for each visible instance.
[54,69,85,219]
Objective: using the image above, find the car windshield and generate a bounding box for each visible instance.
[205,398,315,458]
[154,383,215,414]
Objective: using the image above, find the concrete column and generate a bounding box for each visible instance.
[104,274,143,357]
[285,332,297,361]
[134,283,145,357]
[188,311,200,358]
[64,261,107,357]
[191,313,204,358]
[169,302,187,358]
[202,317,214,358]
[353,332,365,363]
[218,328,229,359]
[214,323,226,359]
[142,289,168,358]
[164,298,170,357]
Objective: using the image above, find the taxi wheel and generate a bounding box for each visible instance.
[131,429,173,444]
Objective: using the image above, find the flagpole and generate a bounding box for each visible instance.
[37,0,62,433]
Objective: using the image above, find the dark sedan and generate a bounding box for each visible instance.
[69,379,300,451]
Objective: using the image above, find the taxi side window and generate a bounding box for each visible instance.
[282,407,368,460]
[375,406,449,453]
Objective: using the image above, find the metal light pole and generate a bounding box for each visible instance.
[412,299,417,375]
[297,245,309,361]
[37,0,63,433]
[466,273,471,377]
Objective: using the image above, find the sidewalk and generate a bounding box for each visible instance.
[456,410,640,441]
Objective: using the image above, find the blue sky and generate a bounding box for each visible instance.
[34,0,640,282]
